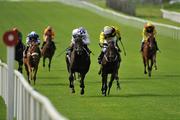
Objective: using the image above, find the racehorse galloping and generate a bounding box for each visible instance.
[66,38,90,95]
[15,41,25,73]
[100,40,121,96]
[142,33,157,77]
[23,42,41,85]
[41,36,56,71]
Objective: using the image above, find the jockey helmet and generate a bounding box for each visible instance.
[47,26,52,31]
[78,27,86,36]
[103,26,116,38]
[145,22,154,28]
[29,31,39,39]
[145,22,154,33]
[72,28,79,38]
[12,27,18,32]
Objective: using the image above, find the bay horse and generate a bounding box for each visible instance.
[15,41,25,73]
[66,38,90,95]
[142,33,157,77]
[41,36,56,71]
[100,40,121,96]
[23,42,41,85]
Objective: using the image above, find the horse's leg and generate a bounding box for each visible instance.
[115,63,120,90]
[108,74,115,95]
[153,54,157,70]
[18,60,23,73]
[25,64,30,84]
[48,57,52,72]
[69,73,75,93]
[148,59,153,77]
[43,57,45,67]
[143,57,147,74]
[33,68,38,85]
[80,74,85,95]
[101,74,108,96]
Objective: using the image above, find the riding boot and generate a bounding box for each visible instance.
[98,51,104,64]
[140,42,144,52]
[154,40,159,51]
[23,46,29,58]
[41,41,46,49]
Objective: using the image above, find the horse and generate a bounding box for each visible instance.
[23,42,41,85]
[41,36,56,71]
[15,41,25,73]
[142,33,157,77]
[99,40,121,96]
[66,38,90,95]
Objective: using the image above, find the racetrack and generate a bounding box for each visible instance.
[0,1,180,120]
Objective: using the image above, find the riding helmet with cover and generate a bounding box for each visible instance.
[145,22,154,33]
[28,31,39,39]
[103,26,116,38]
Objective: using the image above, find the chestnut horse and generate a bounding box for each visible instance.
[142,34,157,77]
[41,36,56,71]
[66,38,90,95]
[23,42,41,84]
[100,40,121,96]
[15,41,25,73]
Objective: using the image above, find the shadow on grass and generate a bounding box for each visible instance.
[86,93,180,98]
[37,82,68,87]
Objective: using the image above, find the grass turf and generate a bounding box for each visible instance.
[0,1,180,120]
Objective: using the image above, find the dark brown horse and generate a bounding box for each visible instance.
[41,36,56,71]
[23,42,41,84]
[100,40,121,96]
[15,41,25,73]
[142,33,157,77]
[66,38,90,95]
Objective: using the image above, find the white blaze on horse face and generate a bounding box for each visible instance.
[8,34,14,41]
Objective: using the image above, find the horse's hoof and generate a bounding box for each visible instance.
[144,71,147,74]
[71,88,75,93]
[102,91,106,96]
[80,89,84,95]
[154,67,157,70]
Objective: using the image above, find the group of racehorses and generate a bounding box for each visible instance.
[15,36,56,85]
[15,34,157,96]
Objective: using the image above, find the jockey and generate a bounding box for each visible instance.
[12,27,23,43]
[41,26,55,49]
[141,22,159,51]
[66,27,91,55]
[98,26,121,64]
[24,31,40,58]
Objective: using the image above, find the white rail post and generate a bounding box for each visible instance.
[3,30,18,120]
[7,46,15,120]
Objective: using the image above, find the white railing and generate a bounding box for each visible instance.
[161,9,180,23]
[0,60,67,120]
[58,0,180,41]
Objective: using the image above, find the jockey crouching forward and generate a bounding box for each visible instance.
[41,26,55,49]
[66,27,91,56]
[98,26,121,64]
[140,22,159,52]
[24,31,41,58]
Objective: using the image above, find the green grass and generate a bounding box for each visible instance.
[0,97,6,120]
[136,4,180,27]
[163,2,180,12]
[1,1,180,120]
[85,0,180,27]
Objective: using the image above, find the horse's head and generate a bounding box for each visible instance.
[29,42,40,59]
[147,33,156,50]
[73,37,84,55]
[104,40,118,62]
